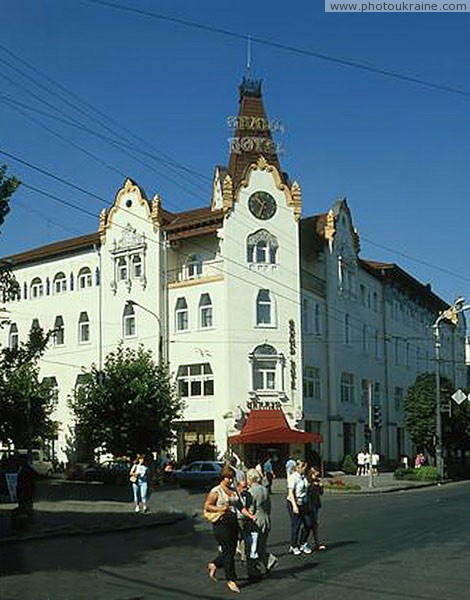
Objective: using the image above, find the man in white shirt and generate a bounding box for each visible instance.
[356,450,366,476]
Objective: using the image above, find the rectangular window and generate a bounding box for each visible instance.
[394,387,403,412]
[124,315,136,337]
[303,366,321,401]
[340,372,355,403]
[177,363,214,398]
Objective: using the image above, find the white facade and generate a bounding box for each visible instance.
[1,81,466,466]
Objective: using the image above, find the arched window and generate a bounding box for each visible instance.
[53,272,67,294]
[247,230,278,264]
[256,289,272,325]
[30,277,44,299]
[199,293,213,328]
[8,323,19,350]
[53,316,65,345]
[78,311,90,343]
[123,302,136,337]
[251,344,278,391]
[30,318,41,332]
[78,267,92,289]
[131,254,143,278]
[175,297,189,331]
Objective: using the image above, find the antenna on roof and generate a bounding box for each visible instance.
[246,34,252,76]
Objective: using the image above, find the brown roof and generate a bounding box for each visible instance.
[2,233,100,267]
[361,259,448,310]
[163,206,224,241]
[227,78,284,189]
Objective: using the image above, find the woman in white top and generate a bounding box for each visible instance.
[204,465,241,594]
[129,454,149,513]
[286,460,312,555]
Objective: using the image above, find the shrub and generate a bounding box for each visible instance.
[394,466,438,481]
[394,468,417,480]
[342,454,357,475]
[414,466,438,481]
[324,477,361,491]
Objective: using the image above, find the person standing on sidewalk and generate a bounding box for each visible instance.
[263,456,275,495]
[356,450,366,476]
[129,454,149,513]
[286,460,312,556]
[305,466,326,551]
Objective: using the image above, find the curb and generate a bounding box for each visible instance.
[0,511,187,544]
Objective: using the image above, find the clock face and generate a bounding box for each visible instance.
[248,191,277,220]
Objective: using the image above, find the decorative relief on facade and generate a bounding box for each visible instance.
[151,194,162,228]
[222,174,233,211]
[289,181,302,223]
[98,208,107,237]
[109,224,147,295]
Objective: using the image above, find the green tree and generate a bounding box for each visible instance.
[0,164,20,229]
[0,164,21,303]
[69,345,182,458]
[0,325,56,447]
[404,372,454,458]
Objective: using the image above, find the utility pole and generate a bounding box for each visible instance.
[433,297,469,480]
[368,381,374,489]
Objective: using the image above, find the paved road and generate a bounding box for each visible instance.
[1,482,469,600]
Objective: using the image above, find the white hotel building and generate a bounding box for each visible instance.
[1,78,466,467]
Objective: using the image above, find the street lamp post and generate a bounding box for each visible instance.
[433,297,469,480]
[125,300,164,364]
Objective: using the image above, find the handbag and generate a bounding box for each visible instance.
[129,469,138,483]
[203,509,224,524]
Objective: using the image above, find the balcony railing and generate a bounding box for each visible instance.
[168,259,224,284]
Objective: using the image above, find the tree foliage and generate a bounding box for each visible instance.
[0,326,56,447]
[69,345,182,458]
[404,372,469,457]
[0,163,20,229]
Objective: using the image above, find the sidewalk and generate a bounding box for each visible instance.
[0,478,196,543]
[0,471,439,543]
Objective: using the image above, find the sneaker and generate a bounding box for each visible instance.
[289,546,301,556]
[142,506,149,513]
[300,543,313,555]
[134,506,140,513]
[267,555,279,572]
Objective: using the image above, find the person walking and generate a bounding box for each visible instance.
[286,459,312,556]
[129,454,149,513]
[263,456,275,495]
[246,468,278,581]
[285,455,296,477]
[371,453,380,476]
[305,466,326,551]
[204,465,241,594]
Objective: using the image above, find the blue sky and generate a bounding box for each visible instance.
[1,1,470,305]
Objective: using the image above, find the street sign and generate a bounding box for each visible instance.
[451,389,467,405]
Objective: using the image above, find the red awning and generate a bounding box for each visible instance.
[228,409,323,445]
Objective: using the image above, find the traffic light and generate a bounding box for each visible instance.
[373,404,382,428]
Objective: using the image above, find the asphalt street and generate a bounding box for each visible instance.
[1,482,470,600]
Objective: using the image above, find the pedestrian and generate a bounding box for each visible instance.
[246,468,278,581]
[129,454,149,513]
[305,466,326,551]
[414,453,425,469]
[263,456,275,495]
[286,459,312,555]
[356,450,366,476]
[234,477,257,564]
[371,453,380,476]
[285,455,296,477]
[363,451,371,475]
[204,465,241,594]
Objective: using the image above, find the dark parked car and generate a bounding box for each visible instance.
[97,460,133,484]
[64,462,103,482]
[174,461,224,489]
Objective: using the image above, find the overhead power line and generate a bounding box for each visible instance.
[86,0,470,100]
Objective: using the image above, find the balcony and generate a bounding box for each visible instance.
[168,259,224,286]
